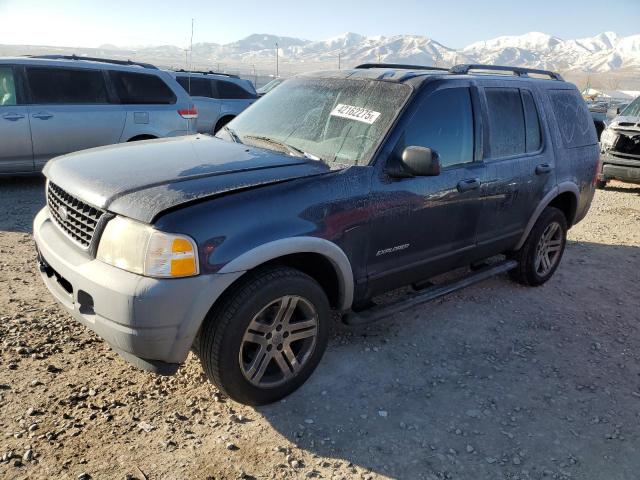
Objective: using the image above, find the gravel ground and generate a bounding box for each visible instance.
[1,177,639,480]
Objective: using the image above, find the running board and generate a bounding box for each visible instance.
[342,260,518,326]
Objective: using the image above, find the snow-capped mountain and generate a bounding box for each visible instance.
[2,31,638,73]
[177,30,640,72]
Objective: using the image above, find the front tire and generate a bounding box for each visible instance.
[509,207,567,286]
[198,267,330,405]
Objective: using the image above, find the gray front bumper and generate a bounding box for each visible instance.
[600,152,640,184]
[33,208,244,373]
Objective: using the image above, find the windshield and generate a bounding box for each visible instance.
[217,77,412,166]
[620,96,640,118]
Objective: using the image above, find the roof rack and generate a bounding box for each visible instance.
[355,63,450,72]
[174,69,239,78]
[25,54,158,70]
[449,64,563,81]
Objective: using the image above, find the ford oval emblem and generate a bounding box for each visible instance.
[58,205,69,222]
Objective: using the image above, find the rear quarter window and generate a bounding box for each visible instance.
[215,80,255,100]
[548,89,596,148]
[110,71,176,105]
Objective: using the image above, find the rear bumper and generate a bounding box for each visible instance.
[599,152,640,184]
[33,207,243,374]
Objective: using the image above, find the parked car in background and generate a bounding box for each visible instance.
[598,95,640,188]
[256,77,285,97]
[34,63,598,405]
[169,70,257,134]
[0,55,197,175]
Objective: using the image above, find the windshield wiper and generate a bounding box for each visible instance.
[243,135,318,160]
[222,125,242,144]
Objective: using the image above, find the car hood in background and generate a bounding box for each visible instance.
[44,135,332,223]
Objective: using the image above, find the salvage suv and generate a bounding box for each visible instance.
[34,63,599,405]
[598,95,640,187]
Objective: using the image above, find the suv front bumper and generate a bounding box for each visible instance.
[599,152,640,184]
[33,208,243,374]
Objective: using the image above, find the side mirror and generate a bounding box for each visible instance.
[401,146,440,176]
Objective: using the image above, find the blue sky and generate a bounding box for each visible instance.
[0,0,638,48]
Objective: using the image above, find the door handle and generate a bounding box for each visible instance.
[32,112,53,120]
[457,178,481,192]
[535,163,553,175]
[2,112,25,121]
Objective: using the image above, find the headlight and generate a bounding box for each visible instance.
[600,128,615,148]
[96,216,199,278]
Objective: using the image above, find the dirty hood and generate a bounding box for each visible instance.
[44,135,331,223]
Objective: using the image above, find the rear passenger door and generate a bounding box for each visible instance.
[25,66,126,168]
[176,76,220,133]
[0,65,33,173]
[475,84,554,255]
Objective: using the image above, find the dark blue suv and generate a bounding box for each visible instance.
[34,64,599,405]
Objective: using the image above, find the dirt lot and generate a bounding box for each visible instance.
[1,178,639,480]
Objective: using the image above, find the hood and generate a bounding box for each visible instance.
[44,135,332,223]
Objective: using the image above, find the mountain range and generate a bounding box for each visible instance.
[2,31,639,74]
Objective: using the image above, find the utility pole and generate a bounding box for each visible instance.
[338,50,341,70]
[275,42,279,77]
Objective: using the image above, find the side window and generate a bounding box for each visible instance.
[110,71,176,105]
[522,90,542,152]
[176,77,211,97]
[548,89,596,148]
[485,87,525,158]
[216,80,255,100]
[405,87,474,168]
[26,67,108,104]
[0,67,17,106]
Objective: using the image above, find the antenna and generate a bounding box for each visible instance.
[275,42,279,78]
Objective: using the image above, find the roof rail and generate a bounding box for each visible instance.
[449,64,563,81]
[174,69,239,78]
[355,63,450,72]
[24,54,158,70]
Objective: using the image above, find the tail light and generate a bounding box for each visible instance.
[178,107,198,119]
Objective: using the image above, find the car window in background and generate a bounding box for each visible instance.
[110,71,176,104]
[176,77,212,98]
[486,87,526,158]
[405,88,474,168]
[0,67,17,106]
[522,90,542,152]
[620,96,640,117]
[26,67,108,104]
[216,80,255,100]
[219,77,412,166]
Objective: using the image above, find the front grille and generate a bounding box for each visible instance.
[47,182,105,249]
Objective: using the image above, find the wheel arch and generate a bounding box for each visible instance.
[214,115,235,133]
[514,182,579,251]
[218,237,354,312]
[126,134,157,142]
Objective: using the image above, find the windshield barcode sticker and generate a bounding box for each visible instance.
[330,104,381,124]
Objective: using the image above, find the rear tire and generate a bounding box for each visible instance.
[509,207,567,286]
[198,267,330,405]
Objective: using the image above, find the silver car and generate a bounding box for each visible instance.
[0,55,197,175]
[169,70,257,133]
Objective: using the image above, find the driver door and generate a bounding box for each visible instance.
[365,83,485,297]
